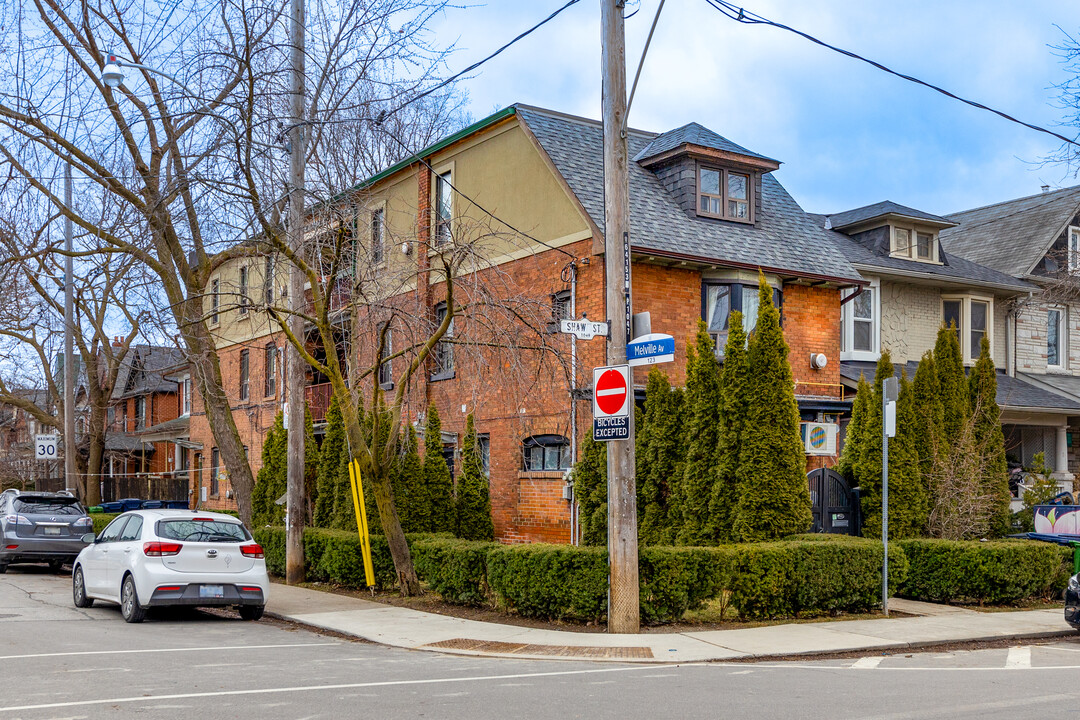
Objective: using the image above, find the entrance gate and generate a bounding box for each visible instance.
[807,467,860,536]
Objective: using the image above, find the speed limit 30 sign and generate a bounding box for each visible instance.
[592,365,630,442]
[35,434,59,460]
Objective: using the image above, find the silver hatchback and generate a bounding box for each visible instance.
[0,490,94,572]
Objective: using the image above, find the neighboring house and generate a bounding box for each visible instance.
[203,104,865,543]
[104,345,188,503]
[0,389,52,490]
[940,185,1080,484]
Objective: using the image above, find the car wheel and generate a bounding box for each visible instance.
[72,567,94,608]
[120,574,146,624]
[238,605,265,621]
[48,560,65,573]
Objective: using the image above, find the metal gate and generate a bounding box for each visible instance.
[807,467,860,536]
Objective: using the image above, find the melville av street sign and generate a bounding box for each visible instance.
[626,333,675,367]
[559,318,610,340]
[592,364,631,441]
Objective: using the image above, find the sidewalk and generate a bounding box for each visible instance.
[265,584,1076,663]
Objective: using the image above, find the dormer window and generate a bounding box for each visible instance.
[697,166,752,222]
[890,225,939,263]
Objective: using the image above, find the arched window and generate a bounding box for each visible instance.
[522,435,570,472]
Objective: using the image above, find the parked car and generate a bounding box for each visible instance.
[72,509,269,623]
[0,489,94,573]
[1066,574,1080,630]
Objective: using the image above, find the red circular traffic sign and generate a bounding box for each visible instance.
[595,369,628,415]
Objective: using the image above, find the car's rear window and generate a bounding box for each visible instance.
[155,519,250,542]
[13,498,83,515]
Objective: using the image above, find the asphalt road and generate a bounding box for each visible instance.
[3,567,1080,720]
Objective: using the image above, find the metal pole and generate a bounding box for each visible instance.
[285,0,306,585]
[881,390,889,617]
[601,0,639,633]
[63,163,77,496]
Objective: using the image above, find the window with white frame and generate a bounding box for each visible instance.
[210,278,220,325]
[179,376,191,416]
[371,208,385,265]
[1070,226,1080,273]
[840,282,879,361]
[891,225,939,263]
[434,171,452,246]
[238,265,249,315]
[378,328,393,388]
[1048,306,1067,369]
[941,294,993,362]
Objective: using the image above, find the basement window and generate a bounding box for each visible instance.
[522,435,570,472]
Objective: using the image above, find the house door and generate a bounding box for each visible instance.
[807,467,860,536]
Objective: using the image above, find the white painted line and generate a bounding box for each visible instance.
[1005,646,1031,669]
[0,665,664,713]
[0,642,338,662]
[851,656,883,669]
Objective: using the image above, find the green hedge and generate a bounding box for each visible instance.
[252,527,1068,622]
[898,539,1067,604]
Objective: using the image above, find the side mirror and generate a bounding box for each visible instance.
[81,532,97,544]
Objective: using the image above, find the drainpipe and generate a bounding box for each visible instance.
[569,261,579,545]
[1006,307,1016,378]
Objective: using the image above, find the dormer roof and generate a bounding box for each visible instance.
[632,122,780,171]
[826,201,956,232]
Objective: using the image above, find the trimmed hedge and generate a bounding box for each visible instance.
[252,527,1068,622]
[898,539,1068,604]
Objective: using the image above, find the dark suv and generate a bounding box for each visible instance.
[0,490,94,573]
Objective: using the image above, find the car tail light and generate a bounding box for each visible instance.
[239,543,264,559]
[240,586,262,592]
[73,517,93,528]
[192,517,214,521]
[156,585,182,592]
[4,544,17,550]
[143,542,182,557]
[4,515,29,525]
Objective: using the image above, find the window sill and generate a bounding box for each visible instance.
[696,212,753,225]
[518,470,568,480]
[1046,367,1071,375]
[840,350,880,363]
[429,371,455,383]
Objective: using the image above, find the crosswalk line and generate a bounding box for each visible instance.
[1005,646,1031,669]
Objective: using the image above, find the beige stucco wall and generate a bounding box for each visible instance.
[878,278,1006,367]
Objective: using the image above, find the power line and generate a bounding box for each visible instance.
[703,0,1080,149]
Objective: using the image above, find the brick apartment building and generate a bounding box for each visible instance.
[190,104,866,542]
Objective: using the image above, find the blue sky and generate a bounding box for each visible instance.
[429,0,1080,216]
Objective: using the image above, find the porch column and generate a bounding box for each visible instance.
[1053,425,1075,485]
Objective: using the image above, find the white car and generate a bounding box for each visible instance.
[72,510,269,623]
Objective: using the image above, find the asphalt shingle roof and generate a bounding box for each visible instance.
[841,361,1080,413]
[112,346,185,400]
[826,201,954,231]
[810,214,1034,291]
[516,106,862,283]
[940,185,1080,276]
[632,122,778,164]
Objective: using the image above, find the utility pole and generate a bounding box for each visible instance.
[285,0,306,585]
[63,163,77,496]
[601,0,639,633]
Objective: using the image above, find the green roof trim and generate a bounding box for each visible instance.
[350,105,518,194]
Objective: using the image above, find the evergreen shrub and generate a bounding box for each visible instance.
[485,544,610,621]
[411,536,497,605]
[898,538,1066,603]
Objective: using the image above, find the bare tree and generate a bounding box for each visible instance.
[0,0,466,523]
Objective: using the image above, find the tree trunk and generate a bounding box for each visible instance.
[178,296,256,525]
[83,407,105,507]
[339,393,420,596]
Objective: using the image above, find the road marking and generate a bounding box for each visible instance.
[851,657,883,669]
[1005,646,1031,669]
[0,665,663,713]
[0,642,338,662]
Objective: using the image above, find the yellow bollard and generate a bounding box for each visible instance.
[348,459,376,587]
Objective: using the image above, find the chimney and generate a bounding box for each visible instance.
[1041,185,1050,194]
[112,336,122,348]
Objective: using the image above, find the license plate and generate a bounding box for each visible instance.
[199,585,225,599]
[43,527,61,536]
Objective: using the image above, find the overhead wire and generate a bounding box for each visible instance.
[703,0,1080,149]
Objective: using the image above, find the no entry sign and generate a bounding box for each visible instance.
[592,365,630,441]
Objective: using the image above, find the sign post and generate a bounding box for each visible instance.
[881,376,898,617]
[592,365,631,441]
